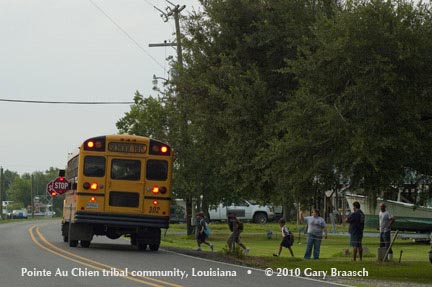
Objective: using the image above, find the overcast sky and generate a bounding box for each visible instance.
[0,0,200,175]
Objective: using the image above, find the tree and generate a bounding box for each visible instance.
[118,0,432,220]
[116,91,170,142]
[1,169,19,201]
[6,168,62,215]
[8,174,31,207]
[272,0,432,205]
[177,0,335,208]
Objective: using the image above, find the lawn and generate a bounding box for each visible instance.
[162,222,432,286]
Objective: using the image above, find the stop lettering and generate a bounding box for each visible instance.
[52,177,70,194]
[54,181,68,190]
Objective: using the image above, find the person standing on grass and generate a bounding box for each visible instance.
[345,201,365,261]
[379,203,394,257]
[302,209,328,259]
[227,213,249,255]
[273,218,294,257]
[195,212,214,252]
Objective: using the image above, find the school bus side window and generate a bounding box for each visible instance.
[84,156,106,177]
[146,160,168,181]
[111,159,141,180]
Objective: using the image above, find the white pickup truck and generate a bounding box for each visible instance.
[208,199,274,223]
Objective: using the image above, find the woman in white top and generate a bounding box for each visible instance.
[302,209,328,259]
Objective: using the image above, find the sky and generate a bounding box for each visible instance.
[0,0,200,175]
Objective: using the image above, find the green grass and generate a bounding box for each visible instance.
[163,222,432,285]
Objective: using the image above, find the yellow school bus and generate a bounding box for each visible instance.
[61,134,173,251]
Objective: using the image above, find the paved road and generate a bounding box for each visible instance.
[0,220,350,287]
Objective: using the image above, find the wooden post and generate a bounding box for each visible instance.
[384,230,399,262]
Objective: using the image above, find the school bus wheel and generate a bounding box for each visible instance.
[80,240,91,248]
[69,240,78,247]
[137,242,147,251]
[149,244,160,251]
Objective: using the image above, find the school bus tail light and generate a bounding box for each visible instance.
[90,196,96,203]
[83,182,99,190]
[152,200,158,205]
[152,186,160,194]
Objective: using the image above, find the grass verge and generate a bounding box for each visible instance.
[162,223,432,286]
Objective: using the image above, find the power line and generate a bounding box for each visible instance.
[0,98,133,105]
[142,0,156,9]
[88,0,166,70]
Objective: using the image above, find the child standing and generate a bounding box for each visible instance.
[273,218,294,257]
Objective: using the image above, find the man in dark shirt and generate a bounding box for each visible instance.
[345,201,365,261]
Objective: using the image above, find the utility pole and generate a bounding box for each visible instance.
[151,1,185,74]
[0,167,3,218]
[166,1,185,73]
[31,174,34,218]
[151,1,195,235]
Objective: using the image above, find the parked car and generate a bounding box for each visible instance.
[208,199,274,223]
[8,209,28,219]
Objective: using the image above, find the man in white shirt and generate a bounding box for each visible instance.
[379,203,395,257]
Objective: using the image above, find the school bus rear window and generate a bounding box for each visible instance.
[84,156,106,177]
[111,159,141,180]
[146,160,168,181]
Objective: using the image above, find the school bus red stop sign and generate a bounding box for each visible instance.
[46,177,70,196]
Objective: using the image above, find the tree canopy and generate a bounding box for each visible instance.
[117,0,432,216]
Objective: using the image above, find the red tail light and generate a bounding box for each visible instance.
[83,182,99,190]
[152,186,160,194]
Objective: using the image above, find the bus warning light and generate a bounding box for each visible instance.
[152,200,158,205]
[90,183,98,190]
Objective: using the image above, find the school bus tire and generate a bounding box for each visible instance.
[137,241,147,251]
[131,234,137,246]
[80,240,91,248]
[69,240,78,247]
[149,244,160,251]
[63,235,68,242]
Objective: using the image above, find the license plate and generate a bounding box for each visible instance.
[86,202,99,209]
